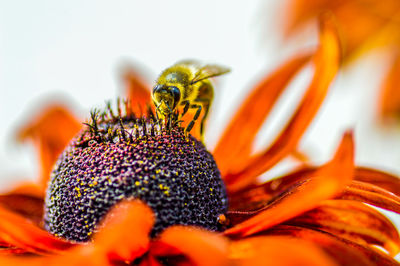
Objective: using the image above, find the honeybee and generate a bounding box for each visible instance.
[152,60,230,140]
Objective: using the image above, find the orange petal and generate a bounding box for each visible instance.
[379,52,400,123]
[328,0,400,60]
[228,167,315,212]
[17,105,82,190]
[0,246,28,255]
[339,180,400,214]
[355,167,400,196]
[266,225,398,266]
[0,193,44,225]
[213,53,310,174]
[138,255,164,266]
[290,149,311,164]
[0,204,75,254]
[285,0,400,61]
[287,200,400,255]
[284,0,334,35]
[225,14,341,192]
[158,226,229,266]
[6,182,45,198]
[0,200,154,265]
[93,200,154,262]
[229,236,337,266]
[121,65,152,116]
[224,131,354,236]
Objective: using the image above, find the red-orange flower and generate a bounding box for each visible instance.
[0,15,399,266]
[283,0,400,123]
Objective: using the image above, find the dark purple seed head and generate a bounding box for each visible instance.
[44,103,228,242]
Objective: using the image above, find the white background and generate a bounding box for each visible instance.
[0,0,399,259]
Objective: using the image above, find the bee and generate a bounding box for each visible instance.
[152,60,230,140]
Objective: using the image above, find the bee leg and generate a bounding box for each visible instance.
[155,102,162,120]
[194,98,210,141]
[164,100,173,113]
[185,104,202,137]
[199,104,210,138]
[181,101,190,117]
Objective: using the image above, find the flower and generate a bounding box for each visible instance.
[283,0,400,123]
[0,15,400,266]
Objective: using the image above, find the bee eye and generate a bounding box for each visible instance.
[170,86,181,104]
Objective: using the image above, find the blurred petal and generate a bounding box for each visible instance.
[138,255,164,266]
[287,200,400,255]
[285,0,400,61]
[290,149,311,164]
[229,236,337,266]
[121,65,152,116]
[225,14,341,192]
[93,200,154,262]
[340,180,400,214]
[0,200,154,266]
[5,182,44,198]
[379,52,400,122]
[0,205,74,254]
[284,0,334,34]
[224,131,354,236]
[266,225,398,266]
[158,226,229,266]
[0,192,43,225]
[0,244,27,255]
[17,105,81,190]
[355,167,400,196]
[213,53,310,174]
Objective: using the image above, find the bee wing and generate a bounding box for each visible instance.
[191,64,231,84]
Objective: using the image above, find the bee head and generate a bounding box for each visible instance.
[152,84,181,114]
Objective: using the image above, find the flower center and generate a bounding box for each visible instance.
[44,105,228,242]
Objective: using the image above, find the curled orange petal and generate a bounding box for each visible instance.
[228,167,315,212]
[158,226,229,266]
[266,225,398,266]
[339,180,400,214]
[287,200,400,255]
[121,65,152,116]
[225,14,341,192]
[355,167,400,196]
[229,236,337,266]
[17,104,81,190]
[213,53,310,174]
[224,131,354,236]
